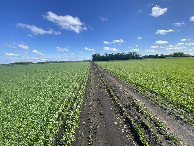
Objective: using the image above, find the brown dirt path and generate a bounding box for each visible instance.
[72,63,135,146]
[96,63,194,146]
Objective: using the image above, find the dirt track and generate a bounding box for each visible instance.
[73,62,194,146]
[73,62,135,146]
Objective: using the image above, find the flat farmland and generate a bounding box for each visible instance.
[97,58,194,124]
[0,58,194,145]
[0,62,89,145]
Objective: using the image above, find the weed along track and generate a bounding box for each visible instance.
[2,61,193,145]
[73,62,135,146]
[73,62,194,146]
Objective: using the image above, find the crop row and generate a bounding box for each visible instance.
[0,62,89,145]
[96,63,181,145]
[96,58,194,124]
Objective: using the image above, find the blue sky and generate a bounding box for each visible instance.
[0,0,194,63]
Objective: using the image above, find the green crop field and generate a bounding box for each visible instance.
[0,62,89,145]
[0,58,193,145]
[97,57,194,124]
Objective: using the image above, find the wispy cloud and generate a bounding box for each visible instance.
[5,53,19,56]
[84,47,95,51]
[137,37,142,40]
[79,52,86,54]
[155,29,173,35]
[155,40,168,44]
[131,49,139,52]
[44,11,86,33]
[190,16,194,21]
[18,44,29,49]
[103,41,111,44]
[67,52,74,55]
[145,49,157,53]
[151,5,167,17]
[103,47,118,51]
[17,23,61,35]
[32,50,43,56]
[99,16,108,21]
[166,45,184,50]
[56,47,69,52]
[177,43,184,46]
[4,44,16,49]
[185,43,194,46]
[151,46,158,48]
[181,39,187,41]
[174,22,185,26]
[103,39,124,44]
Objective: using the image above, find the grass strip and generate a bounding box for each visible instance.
[129,97,181,145]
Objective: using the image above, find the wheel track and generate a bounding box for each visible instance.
[95,63,194,146]
[73,62,135,146]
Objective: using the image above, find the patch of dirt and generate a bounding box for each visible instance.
[73,63,136,146]
[95,63,194,146]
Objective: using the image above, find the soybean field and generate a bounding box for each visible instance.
[0,58,194,146]
[0,62,89,145]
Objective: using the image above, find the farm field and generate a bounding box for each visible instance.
[0,58,194,146]
[97,58,194,124]
[0,62,89,145]
[74,59,194,146]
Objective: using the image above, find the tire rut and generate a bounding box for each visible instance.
[96,63,194,146]
[73,63,135,146]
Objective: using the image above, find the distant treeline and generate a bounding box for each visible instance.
[92,52,141,61]
[92,52,192,61]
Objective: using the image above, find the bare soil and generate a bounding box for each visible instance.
[73,62,194,146]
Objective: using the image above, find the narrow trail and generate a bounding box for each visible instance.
[73,63,135,146]
[73,62,194,146]
[96,63,194,146]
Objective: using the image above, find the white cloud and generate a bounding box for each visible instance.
[84,47,95,51]
[151,46,158,48]
[160,46,165,48]
[99,16,108,21]
[137,37,142,40]
[113,39,124,43]
[181,39,187,41]
[17,23,61,35]
[4,44,16,48]
[177,43,184,46]
[151,5,167,17]
[56,47,69,52]
[28,34,33,37]
[155,29,173,35]
[145,49,157,53]
[166,45,185,50]
[190,16,194,21]
[155,40,168,44]
[174,22,185,26]
[131,49,139,52]
[5,53,19,56]
[44,11,86,33]
[18,44,29,49]
[135,44,138,47]
[32,50,43,56]
[68,52,74,55]
[79,52,86,54]
[138,10,142,13]
[103,39,124,44]
[103,47,118,51]
[103,41,111,44]
[185,43,194,46]
[64,54,67,56]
